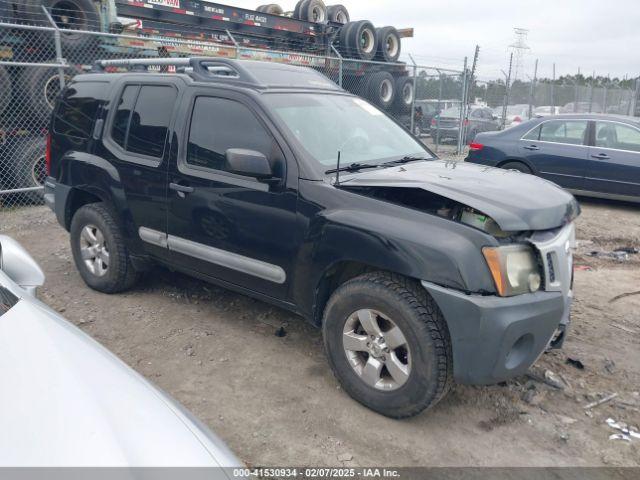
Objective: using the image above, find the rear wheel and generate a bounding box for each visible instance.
[327,5,349,24]
[294,0,327,23]
[500,161,532,174]
[393,76,414,113]
[70,203,139,293]
[339,20,377,60]
[375,26,401,63]
[21,0,100,55]
[364,71,395,110]
[20,66,76,123]
[256,4,283,15]
[323,272,452,418]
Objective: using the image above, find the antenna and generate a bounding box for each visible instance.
[335,151,341,186]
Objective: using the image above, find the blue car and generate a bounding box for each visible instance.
[466,114,640,203]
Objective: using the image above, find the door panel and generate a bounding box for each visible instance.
[584,121,640,198]
[166,91,298,300]
[97,80,181,260]
[519,119,589,190]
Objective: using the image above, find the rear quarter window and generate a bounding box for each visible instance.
[53,81,109,140]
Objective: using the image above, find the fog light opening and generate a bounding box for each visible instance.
[505,333,534,370]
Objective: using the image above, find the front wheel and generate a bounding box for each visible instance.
[500,161,532,174]
[70,203,139,293]
[322,272,452,418]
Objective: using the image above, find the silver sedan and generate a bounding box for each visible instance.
[0,235,241,472]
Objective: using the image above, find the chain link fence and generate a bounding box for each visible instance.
[0,7,468,208]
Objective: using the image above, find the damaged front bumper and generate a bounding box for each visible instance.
[421,222,576,385]
[422,281,568,385]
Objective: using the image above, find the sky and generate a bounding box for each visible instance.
[214,0,640,81]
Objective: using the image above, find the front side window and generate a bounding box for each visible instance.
[263,93,430,169]
[187,97,276,173]
[110,84,177,158]
[539,120,588,145]
[595,122,640,152]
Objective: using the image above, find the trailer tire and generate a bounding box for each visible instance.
[21,0,100,54]
[393,76,414,113]
[257,4,284,15]
[20,66,76,124]
[339,20,377,60]
[0,65,12,117]
[375,26,401,63]
[327,5,349,24]
[4,136,47,205]
[294,0,327,24]
[365,71,396,110]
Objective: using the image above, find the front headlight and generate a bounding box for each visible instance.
[482,245,541,296]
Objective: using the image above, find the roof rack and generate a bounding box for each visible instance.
[91,57,262,87]
[90,56,342,92]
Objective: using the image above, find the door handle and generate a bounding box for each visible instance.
[591,153,610,160]
[523,144,540,150]
[169,182,194,198]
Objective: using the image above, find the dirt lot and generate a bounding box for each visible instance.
[1,197,639,467]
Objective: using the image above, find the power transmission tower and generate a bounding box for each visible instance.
[509,27,530,81]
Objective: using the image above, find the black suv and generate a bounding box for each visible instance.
[45,58,579,418]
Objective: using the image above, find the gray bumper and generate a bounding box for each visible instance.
[44,176,72,230]
[422,280,569,385]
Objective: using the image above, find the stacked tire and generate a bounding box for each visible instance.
[13,0,100,58]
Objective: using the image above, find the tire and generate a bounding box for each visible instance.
[322,272,453,418]
[70,203,139,294]
[20,0,100,54]
[375,26,401,63]
[339,20,377,60]
[4,136,46,205]
[256,4,283,15]
[392,76,414,113]
[327,4,349,24]
[20,66,77,124]
[500,161,532,174]
[0,65,12,117]
[364,71,395,110]
[294,0,327,23]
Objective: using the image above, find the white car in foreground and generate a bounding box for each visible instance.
[0,235,240,473]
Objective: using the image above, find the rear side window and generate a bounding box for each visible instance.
[53,81,108,139]
[186,97,275,172]
[110,85,177,159]
[595,122,640,152]
[539,120,588,145]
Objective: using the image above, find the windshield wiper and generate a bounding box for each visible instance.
[380,155,429,167]
[325,162,382,174]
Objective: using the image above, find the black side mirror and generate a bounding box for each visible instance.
[225,148,272,179]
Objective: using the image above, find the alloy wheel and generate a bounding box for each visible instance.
[79,224,109,277]
[342,309,411,391]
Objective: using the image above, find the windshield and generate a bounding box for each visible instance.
[263,93,431,169]
[440,107,461,118]
[506,105,527,115]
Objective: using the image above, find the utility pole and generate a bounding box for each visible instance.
[463,45,480,136]
[528,58,538,118]
[501,52,513,129]
[509,27,530,81]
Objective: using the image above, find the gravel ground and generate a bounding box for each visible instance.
[1,196,639,467]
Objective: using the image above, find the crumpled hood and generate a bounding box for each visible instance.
[341,160,580,231]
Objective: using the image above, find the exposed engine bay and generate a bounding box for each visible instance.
[341,186,515,239]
